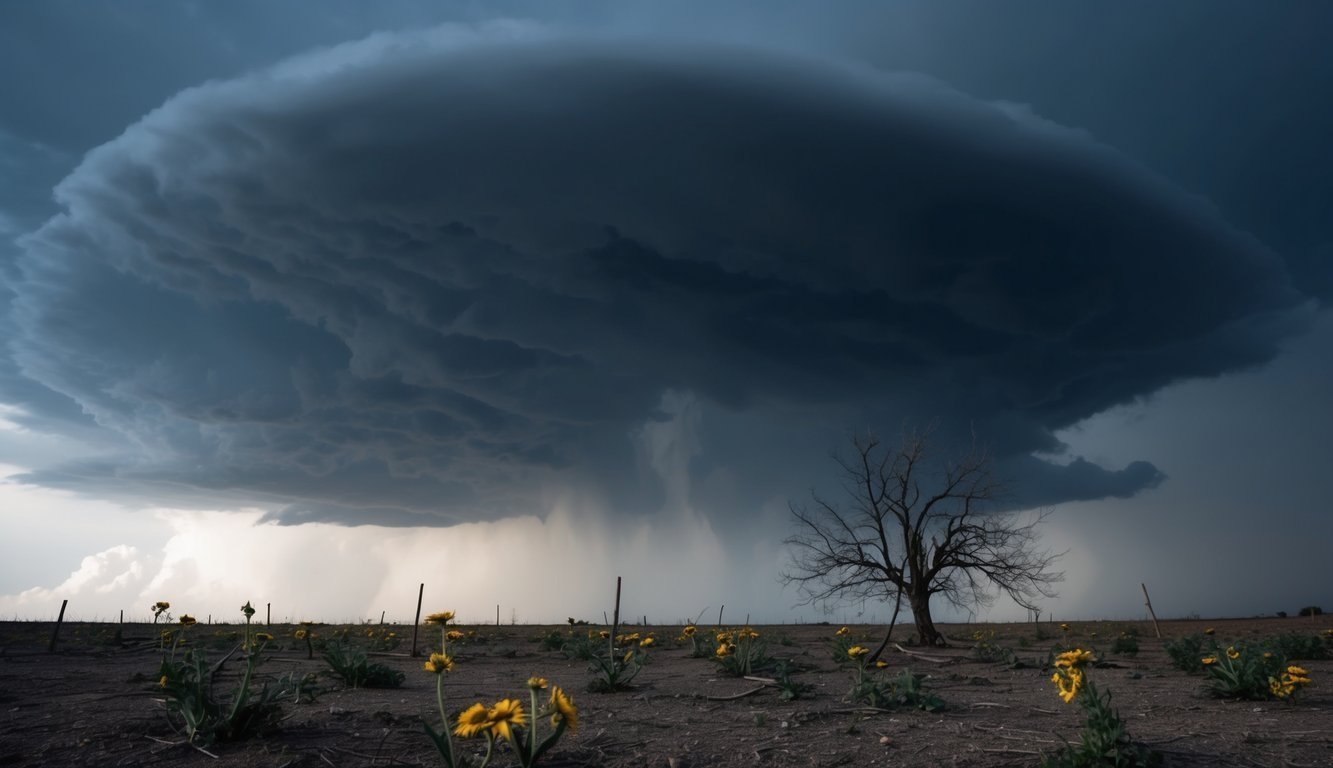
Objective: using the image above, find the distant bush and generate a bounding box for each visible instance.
[1266,633,1328,661]
[1297,606,1323,617]
[1164,634,1207,673]
[1110,632,1140,657]
[322,642,404,688]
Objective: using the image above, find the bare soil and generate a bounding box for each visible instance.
[1,617,1330,768]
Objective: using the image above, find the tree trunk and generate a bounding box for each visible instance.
[908,591,944,647]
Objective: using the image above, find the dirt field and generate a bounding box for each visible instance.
[1,616,1330,767]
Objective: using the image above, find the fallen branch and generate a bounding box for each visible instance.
[700,685,767,701]
[893,643,956,664]
[978,747,1041,756]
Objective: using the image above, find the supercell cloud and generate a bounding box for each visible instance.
[0,29,1310,526]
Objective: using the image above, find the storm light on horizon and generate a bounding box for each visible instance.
[1,2,1330,626]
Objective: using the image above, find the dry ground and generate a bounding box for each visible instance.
[1,616,1330,767]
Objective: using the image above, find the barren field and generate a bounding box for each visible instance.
[1,616,1329,768]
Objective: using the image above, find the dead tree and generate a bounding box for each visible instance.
[783,429,1062,648]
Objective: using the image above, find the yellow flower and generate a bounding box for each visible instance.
[424,611,455,625]
[454,703,492,738]
[835,626,851,637]
[640,637,656,648]
[847,645,870,659]
[1201,656,1217,665]
[1060,623,1070,632]
[1204,627,1215,635]
[1053,649,1094,669]
[446,630,465,641]
[550,686,578,732]
[1262,652,1272,659]
[622,650,634,663]
[423,652,454,674]
[1226,646,1240,660]
[486,699,526,741]
[1052,668,1084,704]
[154,601,170,611]
[255,632,274,642]
[1287,665,1309,677]
[716,632,731,643]
[874,660,889,668]
[527,677,548,690]
[683,625,697,636]
[598,630,610,639]
[715,643,732,658]
[179,614,197,626]
[295,629,308,640]
[158,675,168,688]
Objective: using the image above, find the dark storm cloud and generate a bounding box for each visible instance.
[1,31,1310,523]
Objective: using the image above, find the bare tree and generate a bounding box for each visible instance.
[783,429,1062,648]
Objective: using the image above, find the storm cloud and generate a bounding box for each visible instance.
[1,29,1310,526]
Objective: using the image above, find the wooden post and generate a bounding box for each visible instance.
[496,604,500,626]
[379,610,385,626]
[611,576,622,647]
[266,602,271,626]
[410,583,425,658]
[1140,583,1162,638]
[48,599,68,652]
[718,605,725,627]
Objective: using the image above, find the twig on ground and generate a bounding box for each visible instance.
[700,685,767,701]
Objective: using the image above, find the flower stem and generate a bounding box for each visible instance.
[435,669,456,764]
[529,686,539,758]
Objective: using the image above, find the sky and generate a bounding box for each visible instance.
[1,1,1330,626]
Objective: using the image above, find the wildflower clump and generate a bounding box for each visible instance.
[712,627,774,677]
[156,601,311,746]
[586,628,652,692]
[971,629,1018,665]
[322,627,405,689]
[452,681,578,768]
[420,612,577,768]
[1041,649,1156,767]
[677,625,713,659]
[1200,639,1313,701]
[842,644,942,711]
[1110,629,1140,657]
[1164,632,1209,673]
[827,625,862,663]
